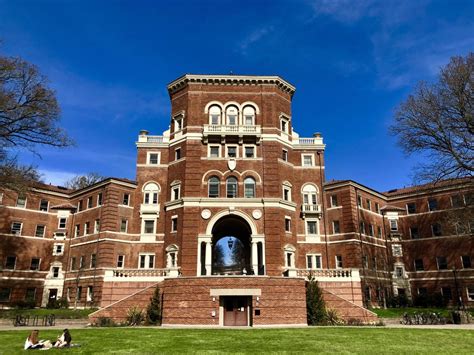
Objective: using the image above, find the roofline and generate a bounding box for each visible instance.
[324,180,388,200]
[167,74,296,97]
[69,178,137,197]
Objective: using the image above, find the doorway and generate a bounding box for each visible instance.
[223,296,250,326]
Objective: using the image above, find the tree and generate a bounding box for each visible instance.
[65,172,104,190]
[0,52,72,190]
[146,285,162,325]
[390,53,473,182]
[306,276,327,325]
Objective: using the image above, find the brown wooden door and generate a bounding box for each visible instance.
[224,297,248,326]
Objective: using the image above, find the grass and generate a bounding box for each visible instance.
[372,307,474,318]
[0,308,95,320]
[0,327,473,354]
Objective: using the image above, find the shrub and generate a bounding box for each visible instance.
[387,294,411,308]
[306,276,327,325]
[126,306,144,326]
[12,300,36,309]
[325,309,344,326]
[146,285,162,325]
[46,297,69,309]
[95,317,116,327]
[346,318,364,326]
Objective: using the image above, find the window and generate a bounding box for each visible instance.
[209,105,221,125]
[174,116,183,132]
[428,198,438,211]
[76,286,82,301]
[244,177,256,198]
[243,106,255,125]
[436,256,448,270]
[366,199,371,210]
[307,254,322,269]
[285,217,291,232]
[0,288,11,302]
[34,225,45,238]
[30,258,40,271]
[468,287,474,301]
[53,244,64,256]
[368,224,374,237]
[410,227,419,239]
[441,287,452,300]
[377,226,382,238]
[406,203,416,214]
[451,194,464,208]
[372,257,377,270]
[79,256,85,269]
[466,193,473,206]
[330,195,338,207]
[139,254,155,269]
[461,255,472,269]
[147,152,160,165]
[359,221,366,234]
[58,218,67,229]
[171,217,178,232]
[302,184,318,206]
[70,257,76,270]
[333,220,340,234]
[94,219,100,233]
[226,106,238,125]
[5,256,16,270]
[282,184,291,201]
[25,288,36,302]
[335,255,343,269]
[90,254,97,268]
[357,195,362,207]
[431,223,442,237]
[87,286,94,302]
[120,219,128,233]
[122,193,130,206]
[226,177,238,198]
[16,196,26,208]
[282,149,288,161]
[395,266,404,278]
[389,219,398,231]
[78,200,83,211]
[302,154,314,167]
[143,220,155,234]
[209,145,220,158]
[143,182,159,204]
[418,288,428,296]
[280,117,289,133]
[87,196,93,209]
[244,146,255,158]
[392,244,403,257]
[306,220,318,235]
[414,259,424,271]
[74,224,80,237]
[362,255,368,269]
[208,177,220,198]
[172,185,180,200]
[226,145,238,158]
[52,267,60,278]
[39,199,49,212]
[84,222,90,235]
[11,222,22,235]
[117,255,125,269]
[375,202,380,214]
[97,193,103,206]
[175,148,181,160]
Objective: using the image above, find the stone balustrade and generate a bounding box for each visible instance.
[103,267,180,281]
[295,268,361,282]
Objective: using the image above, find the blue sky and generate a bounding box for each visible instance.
[1,0,473,191]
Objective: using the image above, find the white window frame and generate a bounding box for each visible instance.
[301,154,315,167]
[225,106,239,126]
[11,222,23,236]
[53,243,64,256]
[30,257,41,271]
[282,183,292,202]
[120,219,128,233]
[35,225,45,238]
[74,224,80,238]
[243,144,256,158]
[122,193,130,206]
[225,144,239,158]
[242,105,256,126]
[392,244,403,257]
[87,196,93,209]
[306,254,322,269]
[138,253,155,269]
[84,222,90,235]
[208,145,221,158]
[97,193,103,206]
[226,177,238,198]
[58,217,67,229]
[142,219,156,235]
[16,196,27,208]
[305,219,319,236]
[175,147,182,160]
[285,217,291,233]
[280,115,290,134]
[332,220,340,234]
[366,199,371,211]
[117,255,125,269]
[208,105,222,125]
[171,184,181,201]
[39,199,49,212]
[147,151,161,165]
[282,149,288,162]
[87,286,93,302]
[171,215,178,233]
[389,219,398,231]
[335,255,343,269]
[369,224,374,237]
[467,287,474,301]
[244,177,256,198]
[94,219,100,234]
[90,254,97,268]
[330,195,338,207]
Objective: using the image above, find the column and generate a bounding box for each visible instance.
[205,241,212,276]
[252,241,258,275]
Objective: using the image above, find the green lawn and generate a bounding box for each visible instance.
[0,308,95,320]
[0,328,473,354]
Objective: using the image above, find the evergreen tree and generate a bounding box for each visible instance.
[146,285,162,325]
[306,276,327,325]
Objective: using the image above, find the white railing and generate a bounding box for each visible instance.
[203,125,261,135]
[106,268,180,279]
[296,268,360,281]
[295,137,324,145]
[301,204,322,214]
[137,135,167,143]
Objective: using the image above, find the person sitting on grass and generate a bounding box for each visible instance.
[24,330,52,350]
[53,329,72,348]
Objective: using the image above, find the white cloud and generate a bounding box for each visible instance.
[239,26,274,54]
[39,169,80,186]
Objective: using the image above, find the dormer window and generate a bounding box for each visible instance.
[209,105,222,125]
[226,106,238,125]
[243,106,256,125]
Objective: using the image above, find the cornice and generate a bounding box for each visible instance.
[167,74,296,97]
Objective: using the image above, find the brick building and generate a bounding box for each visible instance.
[0,74,472,325]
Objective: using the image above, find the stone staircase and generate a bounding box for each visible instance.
[322,288,378,323]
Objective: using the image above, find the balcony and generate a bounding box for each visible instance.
[140,203,160,216]
[203,124,261,143]
[301,204,322,217]
[295,268,360,282]
[104,267,180,281]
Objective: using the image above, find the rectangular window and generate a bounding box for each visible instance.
[76,286,82,301]
[53,244,64,256]
[428,198,438,211]
[97,193,103,206]
[5,256,16,269]
[34,225,45,238]
[78,200,83,211]
[84,222,90,235]
[468,287,474,301]
[389,219,398,231]
[87,286,93,302]
[172,186,180,200]
[144,220,155,234]
[330,195,338,207]
[30,258,40,271]
[335,255,343,269]
[175,148,181,160]
[90,254,97,268]
[282,149,288,161]
[306,221,318,235]
[244,115,253,125]
[0,288,11,302]
[58,218,67,229]
[372,257,377,270]
[122,193,130,206]
[332,220,340,234]
[461,255,472,269]
[441,287,452,300]
[16,196,26,208]
[148,152,160,165]
[451,194,464,208]
[52,267,60,278]
[120,219,128,233]
[25,288,36,302]
[171,217,178,232]
[410,227,419,239]
[377,226,382,238]
[209,145,220,158]
[414,259,424,271]
[302,154,314,167]
[210,113,219,125]
[369,224,374,237]
[87,196,93,209]
[406,203,416,214]
[226,145,238,158]
[357,195,362,207]
[307,254,322,269]
[362,255,368,268]
[366,199,371,211]
[285,218,291,232]
[74,224,80,237]
[94,219,100,233]
[11,222,22,235]
[139,254,155,269]
[395,267,404,278]
[283,187,291,201]
[359,221,366,234]
[437,256,448,270]
[70,257,76,270]
[375,202,380,214]
[281,119,289,133]
[79,256,85,269]
[392,244,403,257]
[39,199,49,211]
[244,146,255,158]
[431,223,442,237]
[117,255,125,269]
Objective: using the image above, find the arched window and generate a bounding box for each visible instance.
[243,106,256,125]
[226,106,238,126]
[208,176,220,198]
[302,184,318,206]
[226,177,238,198]
[209,105,222,125]
[166,244,179,268]
[244,177,256,198]
[143,182,160,205]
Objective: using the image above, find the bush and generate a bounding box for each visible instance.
[387,294,411,308]
[306,277,327,325]
[46,298,69,309]
[146,286,162,325]
[126,306,144,326]
[12,300,36,309]
[95,317,116,327]
[413,292,447,308]
[346,318,364,326]
[325,309,344,326]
